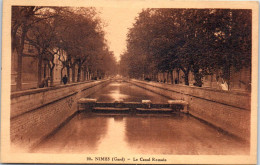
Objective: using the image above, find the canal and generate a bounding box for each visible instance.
[33,81,249,155]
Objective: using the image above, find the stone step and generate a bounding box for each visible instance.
[93,107,130,111]
[136,108,173,112]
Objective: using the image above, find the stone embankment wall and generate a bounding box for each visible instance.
[129,79,251,142]
[10,80,109,151]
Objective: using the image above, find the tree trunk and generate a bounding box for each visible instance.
[37,56,42,87]
[88,70,91,80]
[221,64,232,90]
[155,72,158,82]
[163,72,166,83]
[83,66,86,81]
[170,70,173,84]
[47,61,55,87]
[181,67,190,86]
[72,64,75,83]
[177,69,180,83]
[50,67,54,86]
[66,66,70,83]
[96,70,99,79]
[16,51,23,90]
[60,67,64,84]
[91,72,93,80]
[77,64,81,82]
[43,62,47,78]
[227,67,231,90]
[166,71,169,84]
[193,66,203,87]
[226,66,231,90]
[15,27,27,91]
[184,72,189,86]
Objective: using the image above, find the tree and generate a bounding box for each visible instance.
[12,6,117,89]
[122,8,251,88]
[209,10,252,88]
[26,14,59,87]
[12,6,58,90]
[53,7,110,83]
[125,9,159,79]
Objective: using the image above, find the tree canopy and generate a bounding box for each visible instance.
[12,6,117,90]
[120,8,252,87]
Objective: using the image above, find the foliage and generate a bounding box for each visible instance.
[121,8,251,87]
[11,6,117,89]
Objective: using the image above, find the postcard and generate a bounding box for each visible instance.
[1,0,258,164]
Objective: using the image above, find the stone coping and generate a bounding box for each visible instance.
[11,80,107,99]
[132,79,250,97]
[130,79,250,111]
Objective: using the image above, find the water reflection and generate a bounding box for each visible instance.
[124,115,249,155]
[109,89,129,101]
[95,116,135,154]
[34,113,109,153]
[34,113,249,155]
[114,116,124,122]
[88,82,169,103]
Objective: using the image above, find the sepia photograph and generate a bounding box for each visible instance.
[1,0,258,164]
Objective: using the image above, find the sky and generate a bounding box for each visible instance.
[99,7,143,62]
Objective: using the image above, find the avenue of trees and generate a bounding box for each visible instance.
[120,9,252,87]
[12,6,117,90]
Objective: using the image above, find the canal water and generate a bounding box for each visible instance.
[88,80,170,103]
[34,81,249,155]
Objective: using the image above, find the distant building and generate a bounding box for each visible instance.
[11,42,68,91]
[11,41,38,91]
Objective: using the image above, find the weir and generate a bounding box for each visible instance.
[77,98,188,114]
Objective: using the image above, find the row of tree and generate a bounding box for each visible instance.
[120,9,251,87]
[12,6,117,90]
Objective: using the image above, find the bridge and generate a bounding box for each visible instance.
[10,79,250,154]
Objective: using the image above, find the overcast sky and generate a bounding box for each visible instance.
[99,7,142,62]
